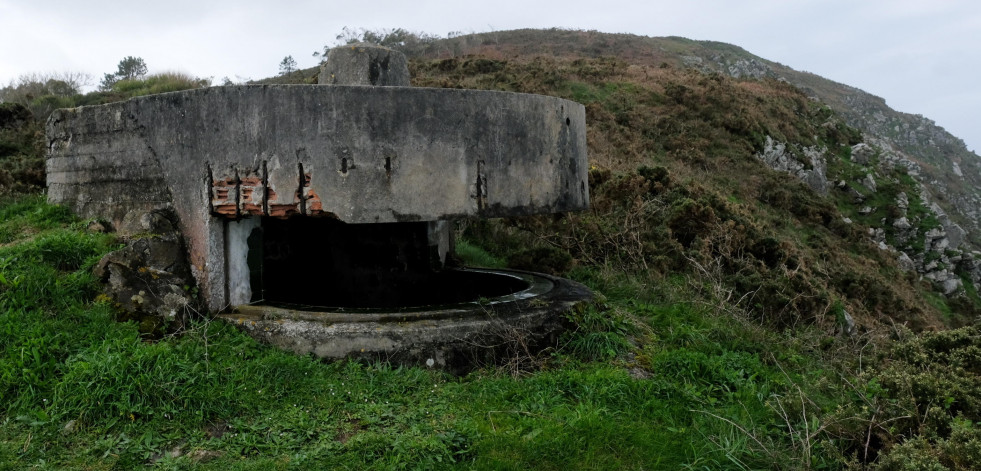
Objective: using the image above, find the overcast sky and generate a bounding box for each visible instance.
[1,0,978,153]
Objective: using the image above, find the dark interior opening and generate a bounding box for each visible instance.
[248,217,528,309]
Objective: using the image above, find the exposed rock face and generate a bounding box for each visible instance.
[678,42,981,300]
[929,203,966,250]
[827,88,981,245]
[593,35,981,300]
[897,252,916,271]
[758,133,978,297]
[861,174,877,193]
[896,192,909,213]
[850,143,877,165]
[923,266,963,295]
[681,53,771,80]
[924,227,949,253]
[679,40,981,251]
[93,209,200,332]
[756,136,828,195]
[959,252,981,291]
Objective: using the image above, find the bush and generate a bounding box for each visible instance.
[507,246,573,275]
[109,72,210,97]
[0,103,44,194]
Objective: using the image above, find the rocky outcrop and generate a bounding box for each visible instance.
[759,133,979,297]
[681,43,981,299]
[93,209,200,333]
[682,53,772,80]
[960,252,981,291]
[850,143,877,166]
[756,136,829,195]
[677,39,981,251]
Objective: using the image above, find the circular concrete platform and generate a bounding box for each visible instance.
[220,268,593,373]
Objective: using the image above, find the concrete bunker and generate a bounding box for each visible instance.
[47,44,592,370]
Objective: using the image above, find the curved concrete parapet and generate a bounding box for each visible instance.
[47,85,587,224]
[46,84,587,310]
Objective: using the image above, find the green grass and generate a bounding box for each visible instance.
[109,72,210,97]
[1,195,863,469]
[0,195,978,469]
[454,239,506,269]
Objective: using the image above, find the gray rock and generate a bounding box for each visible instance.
[897,252,916,271]
[924,228,950,252]
[872,228,886,243]
[850,143,876,165]
[896,192,909,213]
[861,173,877,193]
[893,216,915,245]
[86,220,109,233]
[945,222,966,249]
[942,277,963,295]
[925,227,946,240]
[724,58,771,79]
[756,136,828,195]
[94,212,200,330]
[893,217,912,230]
[839,308,856,336]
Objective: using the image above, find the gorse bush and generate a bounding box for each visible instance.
[860,326,981,469]
[0,103,45,194]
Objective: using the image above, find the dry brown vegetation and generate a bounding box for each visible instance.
[408,53,969,333]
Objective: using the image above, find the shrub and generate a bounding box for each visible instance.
[507,246,573,275]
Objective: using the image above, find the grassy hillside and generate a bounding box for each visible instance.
[408,53,974,331]
[395,29,981,249]
[3,194,979,469]
[2,29,981,469]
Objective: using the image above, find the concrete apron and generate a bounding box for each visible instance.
[219,268,593,374]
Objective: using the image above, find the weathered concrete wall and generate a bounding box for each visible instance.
[320,43,410,86]
[47,85,587,311]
